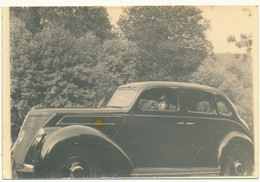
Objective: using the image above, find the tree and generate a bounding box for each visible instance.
[102,38,141,84]
[227,33,253,62]
[10,7,114,41]
[10,7,42,35]
[38,7,114,40]
[39,29,114,108]
[191,53,253,134]
[10,7,116,141]
[10,14,34,141]
[118,6,212,81]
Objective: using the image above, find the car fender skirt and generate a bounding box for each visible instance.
[217,131,254,164]
[36,125,133,177]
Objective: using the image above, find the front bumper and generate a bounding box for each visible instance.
[13,163,35,179]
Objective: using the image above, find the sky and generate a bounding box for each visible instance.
[106,6,258,54]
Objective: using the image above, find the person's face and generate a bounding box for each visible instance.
[158,101,167,110]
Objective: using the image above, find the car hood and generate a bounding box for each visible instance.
[28,107,126,116]
[12,107,126,164]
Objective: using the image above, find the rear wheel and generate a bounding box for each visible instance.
[49,147,103,178]
[221,148,253,176]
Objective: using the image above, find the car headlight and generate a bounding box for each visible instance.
[35,128,45,144]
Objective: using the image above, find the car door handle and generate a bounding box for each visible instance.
[185,122,195,125]
[176,122,185,125]
[176,122,195,125]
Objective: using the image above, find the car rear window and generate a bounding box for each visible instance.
[184,89,215,114]
[215,95,232,116]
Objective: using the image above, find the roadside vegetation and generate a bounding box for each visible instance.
[10,7,254,141]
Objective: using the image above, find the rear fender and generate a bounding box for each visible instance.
[218,131,254,165]
[36,125,133,177]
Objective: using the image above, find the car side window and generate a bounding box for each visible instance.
[137,88,179,112]
[184,89,215,114]
[215,95,232,116]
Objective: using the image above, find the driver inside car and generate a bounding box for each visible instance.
[158,95,168,110]
[158,95,177,111]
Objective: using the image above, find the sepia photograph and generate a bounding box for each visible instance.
[2,4,258,180]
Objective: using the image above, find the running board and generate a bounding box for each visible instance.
[131,167,221,177]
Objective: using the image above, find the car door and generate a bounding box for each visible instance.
[181,88,220,167]
[115,87,192,168]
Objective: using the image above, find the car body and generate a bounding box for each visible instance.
[12,81,254,178]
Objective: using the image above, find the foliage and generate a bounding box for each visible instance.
[39,7,114,40]
[102,38,141,84]
[10,6,253,142]
[10,14,34,139]
[10,7,116,141]
[227,34,253,62]
[10,7,42,35]
[10,7,114,40]
[191,33,254,134]
[191,54,253,134]
[118,6,212,81]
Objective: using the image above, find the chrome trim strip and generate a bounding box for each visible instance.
[130,113,237,123]
[57,122,116,126]
[131,171,221,176]
[56,115,122,126]
[42,113,58,127]
[187,110,217,115]
[140,107,180,113]
[125,114,248,132]
[131,167,221,176]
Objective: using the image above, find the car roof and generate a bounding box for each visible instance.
[119,81,224,95]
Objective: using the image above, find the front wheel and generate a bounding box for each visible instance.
[221,148,253,176]
[49,147,103,178]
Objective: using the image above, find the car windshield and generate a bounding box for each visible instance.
[106,88,138,107]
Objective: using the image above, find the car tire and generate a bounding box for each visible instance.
[221,148,253,176]
[49,147,103,178]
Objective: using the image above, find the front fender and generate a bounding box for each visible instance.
[36,125,133,177]
[218,131,254,165]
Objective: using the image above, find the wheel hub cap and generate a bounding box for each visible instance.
[70,163,85,178]
[233,160,245,175]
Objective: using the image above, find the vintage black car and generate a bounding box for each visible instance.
[12,82,254,178]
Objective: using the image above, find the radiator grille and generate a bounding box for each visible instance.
[13,115,51,164]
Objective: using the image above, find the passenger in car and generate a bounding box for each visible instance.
[158,95,177,111]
